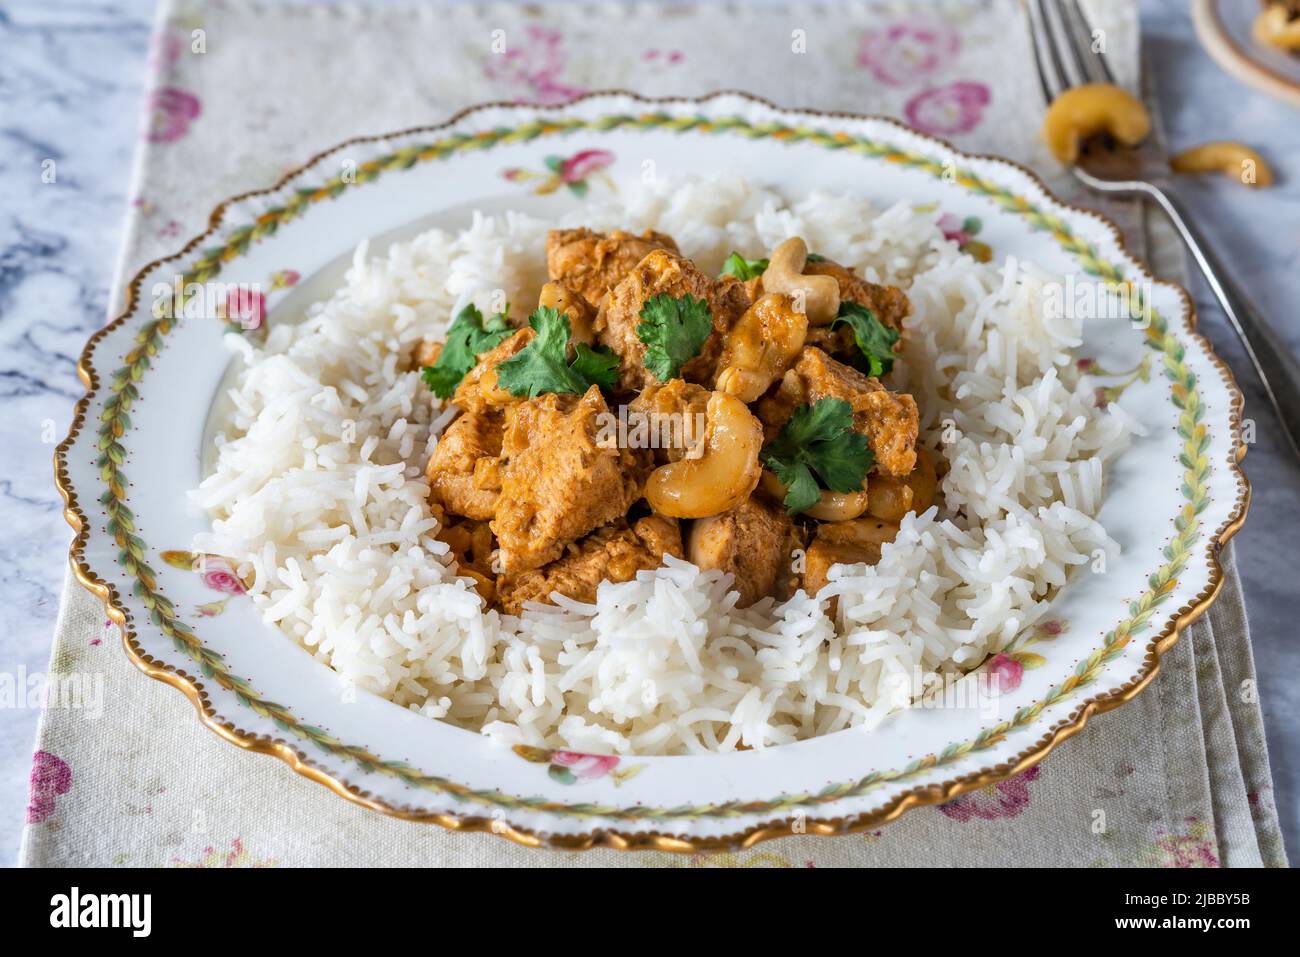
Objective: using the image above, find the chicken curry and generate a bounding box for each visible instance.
[418,228,936,614]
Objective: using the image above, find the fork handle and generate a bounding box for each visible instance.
[1142,183,1300,463]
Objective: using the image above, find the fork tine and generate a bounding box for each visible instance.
[1026,0,1067,103]
[1063,0,1117,85]
[1042,0,1090,88]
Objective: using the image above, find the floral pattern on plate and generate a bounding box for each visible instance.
[503,149,616,197]
[160,550,251,617]
[513,745,646,787]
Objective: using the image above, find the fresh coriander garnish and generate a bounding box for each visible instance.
[804,252,828,262]
[718,252,770,281]
[568,342,621,390]
[495,306,619,398]
[760,397,873,514]
[636,293,714,381]
[832,302,902,378]
[420,304,513,399]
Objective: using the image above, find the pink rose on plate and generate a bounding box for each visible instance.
[224,286,266,330]
[269,269,300,291]
[904,81,991,136]
[559,149,615,183]
[985,653,1024,693]
[27,751,72,824]
[550,750,620,781]
[937,212,974,247]
[148,87,201,143]
[858,18,960,85]
[197,555,246,594]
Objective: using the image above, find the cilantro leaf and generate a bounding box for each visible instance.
[760,398,874,514]
[832,302,902,378]
[804,252,828,263]
[636,294,714,381]
[421,304,513,399]
[495,306,616,397]
[718,252,769,281]
[765,455,823,514]
[569,342,621,390]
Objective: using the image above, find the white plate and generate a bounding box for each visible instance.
[58,93,1248,852]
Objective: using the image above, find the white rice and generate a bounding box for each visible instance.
[192,174,1131,755]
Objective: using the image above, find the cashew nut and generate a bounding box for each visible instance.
[864,473,912,522]
[760,238,841,326]
[644,392,762,518]
[539,281,596,343]
[1254,4,1300,51]
[759,470,869,521]
[866,445,936,521]
[1171,142,1274,188]
[714,293,809,403]
[1041,83,1151,164]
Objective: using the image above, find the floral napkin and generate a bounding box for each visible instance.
[20,0,1286,867]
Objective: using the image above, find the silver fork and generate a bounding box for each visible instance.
[1026,0,1300,462]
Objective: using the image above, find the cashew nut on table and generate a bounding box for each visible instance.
[1171,142,1275,188]
[1041,82,1151,164]
[1254,4,1300,51]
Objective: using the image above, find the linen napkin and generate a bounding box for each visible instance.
[20,0,1286,867]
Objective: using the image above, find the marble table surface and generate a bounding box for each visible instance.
[1,0,1297,866]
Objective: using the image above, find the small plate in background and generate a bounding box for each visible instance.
[1194,0,1300,108]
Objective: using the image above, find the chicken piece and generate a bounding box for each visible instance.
[425,409,505,522]
[804,258,911,333]
[632,513,684,560]
[757,347,919,477]
[728,274,765,304]
[496,517,683,614]
[801,517,900,596]
[433,515,497,603]
[436,515,495,568]
[451,327,533,414]
[716,274,758,313]
[626,378,710,464]
[597,249,748,391]
[539,281,596,344]
[545,228,680,309]
[687,495,797,607]
[802,324,857,363]
[492,386,651,574]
